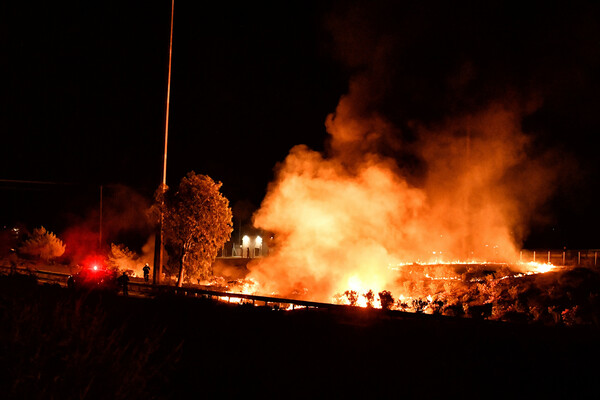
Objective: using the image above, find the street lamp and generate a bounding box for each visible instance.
[255,235,262,257]
[242,235,250,258]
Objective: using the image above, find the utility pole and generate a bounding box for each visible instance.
[154,0,174,285]
[99,185,103,250]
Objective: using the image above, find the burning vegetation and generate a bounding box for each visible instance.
[244,98,560,309]
[239,6,570,320]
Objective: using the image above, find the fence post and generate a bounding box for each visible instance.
[578,251,581,265]
[548,251,551,263]
[563,251,566,265]
[533,251,536,262]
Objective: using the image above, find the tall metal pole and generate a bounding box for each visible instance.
[154,0,174,285]
[99,185,103,250]
[162,0,174,185]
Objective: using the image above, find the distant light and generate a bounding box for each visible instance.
[242,235,250,246]
[256,236,262,246]
[93,265,98,271]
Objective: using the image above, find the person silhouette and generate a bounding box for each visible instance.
[117,272,130,296]
[142,263,151,282]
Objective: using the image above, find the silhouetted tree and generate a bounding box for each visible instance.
[343,290,359,306]
[364,289,375,308]
[397,300,409,311]
[153,172,233,287]
[378,290,395,310]
[430,299,445,315]
[412,298,428,313]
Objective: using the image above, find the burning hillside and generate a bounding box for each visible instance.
[244,100,558,305]
[241,7,563,312]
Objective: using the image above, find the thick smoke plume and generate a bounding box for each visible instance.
[249,100,555,302]
[247,5,559,302]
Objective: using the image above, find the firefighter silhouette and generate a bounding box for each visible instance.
[117,272,130,296]
[143,263,151,282]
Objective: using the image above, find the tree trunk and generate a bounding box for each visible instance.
[177,246,186,287]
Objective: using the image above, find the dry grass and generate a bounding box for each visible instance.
[0,274,181,399]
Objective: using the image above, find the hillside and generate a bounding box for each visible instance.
[1,274,599,399]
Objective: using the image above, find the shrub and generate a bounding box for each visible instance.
[378,290,395,310]
[18,227,65,262]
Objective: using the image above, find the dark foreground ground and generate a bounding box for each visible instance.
[1,274,599,399]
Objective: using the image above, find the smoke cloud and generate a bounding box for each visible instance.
[247,3,563,302]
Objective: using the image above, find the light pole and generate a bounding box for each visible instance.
[153,0,175,285]
[99,185,103,250]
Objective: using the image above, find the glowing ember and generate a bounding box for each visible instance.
[521,261,555,274]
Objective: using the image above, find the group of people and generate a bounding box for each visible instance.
[116,263,151,296]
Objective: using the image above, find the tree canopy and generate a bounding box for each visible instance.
[18,226,65,262]
[154,172,233,286]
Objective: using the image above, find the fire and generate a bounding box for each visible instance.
[241,26,559,309]
[324,260,558,311]
[246,100,556,305]
[521,261,555,274]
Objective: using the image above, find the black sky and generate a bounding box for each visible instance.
[1,0,599,248]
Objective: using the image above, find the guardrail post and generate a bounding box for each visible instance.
[563,251,566,265]
[548,251,550,263]
[533,251,536,262]
[578,251,581,265]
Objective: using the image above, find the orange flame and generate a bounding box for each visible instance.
[247,82,557,304]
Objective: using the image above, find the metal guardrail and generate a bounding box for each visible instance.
[0,265,71,286]
[0,265,439,319]
[147,282,348,310]
[0,265,341,310]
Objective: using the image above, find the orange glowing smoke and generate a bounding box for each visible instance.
[247,84,556,303]
[250,147,424,300]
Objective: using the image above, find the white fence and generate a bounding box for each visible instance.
[520,249,600,267]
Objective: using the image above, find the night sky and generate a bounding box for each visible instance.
[1,1,600,248]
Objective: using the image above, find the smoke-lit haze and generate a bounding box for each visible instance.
[247,3,562,301]
[61,185,153,265]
